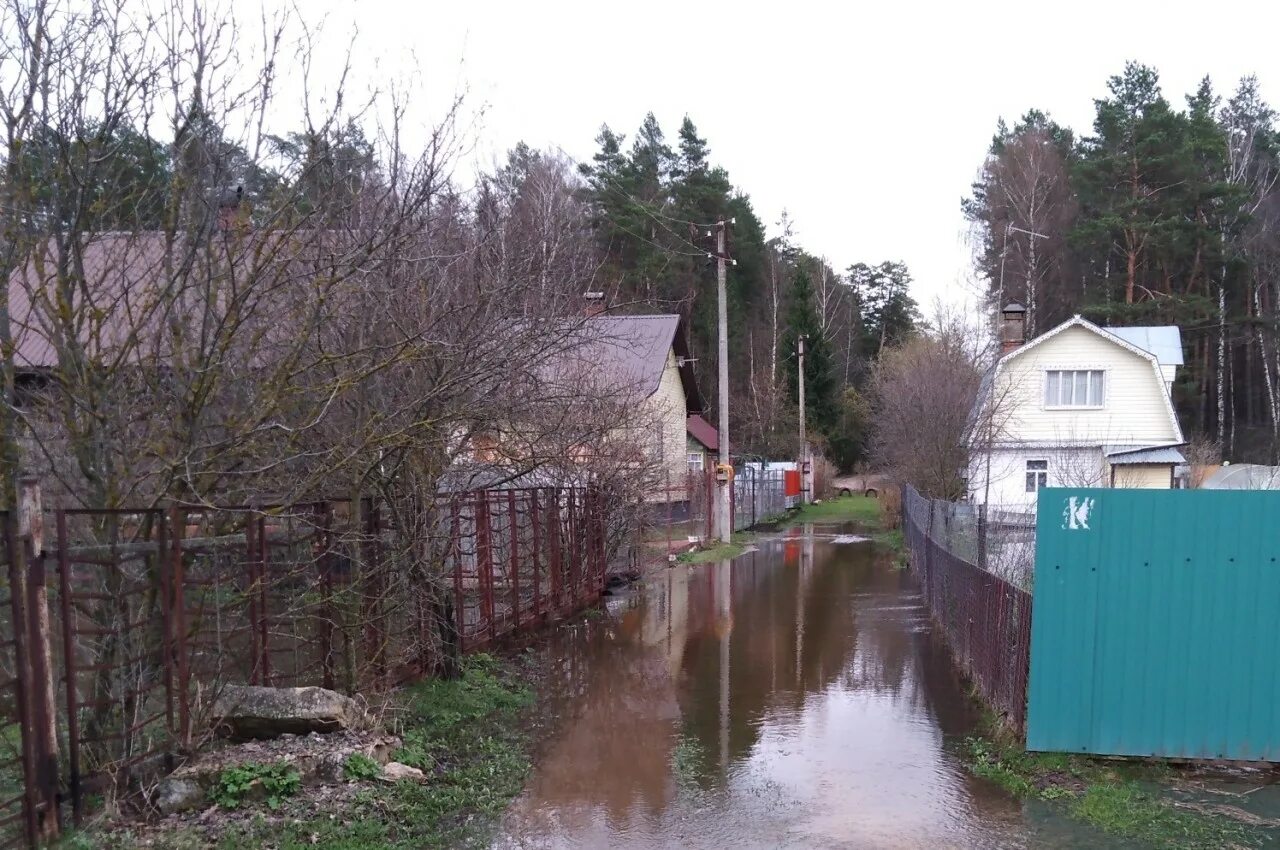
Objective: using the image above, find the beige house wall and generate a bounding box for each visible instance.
[1111,464,1173,489]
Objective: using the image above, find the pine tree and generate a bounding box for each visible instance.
[783,267,837,434]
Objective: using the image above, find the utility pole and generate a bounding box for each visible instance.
[797,335,808,505]
[713,220,732,544]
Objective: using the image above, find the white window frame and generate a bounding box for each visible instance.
[687,452,704,472]
[1026,459,1048,493]
[1044,369,1106,409]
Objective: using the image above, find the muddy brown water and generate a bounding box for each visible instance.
[493,525,1115,849]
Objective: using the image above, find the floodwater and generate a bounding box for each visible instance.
[493,525,1108,849]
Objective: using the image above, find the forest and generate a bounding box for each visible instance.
[966,61,1280,462]
[576,115,918,469]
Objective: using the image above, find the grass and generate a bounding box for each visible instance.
[784,495,882,526]
[134,653,535,850]
[676,535,751,564]
[962,727,1266,848]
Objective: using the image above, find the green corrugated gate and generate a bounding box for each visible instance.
[1027,487,1280,760]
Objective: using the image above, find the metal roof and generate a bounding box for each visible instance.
[1102,326,1184,366]
[1104,446,1186,465]
[578,315,704,412]
[686,414,723,452]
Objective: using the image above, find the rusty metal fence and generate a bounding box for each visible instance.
[903,485,1032,732]
[0,483,608,846]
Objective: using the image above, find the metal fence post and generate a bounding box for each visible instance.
[507,490,520,630]
[530,491,542,620]
[318,503,336,691]
[56,510,83,825]
[978,503,988,573]
[168,506,190,744]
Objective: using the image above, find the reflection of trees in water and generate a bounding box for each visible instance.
[676,542,978,777]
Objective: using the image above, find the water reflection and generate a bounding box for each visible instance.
[496,527,1041,848]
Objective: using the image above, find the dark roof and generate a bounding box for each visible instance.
[686,414,723,451]
[578,314,704,412]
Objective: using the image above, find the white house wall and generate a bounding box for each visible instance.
[968,447,1105,509]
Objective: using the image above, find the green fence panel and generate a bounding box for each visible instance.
[1027,487,1280,760]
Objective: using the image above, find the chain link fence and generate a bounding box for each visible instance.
[903,485,1033,732]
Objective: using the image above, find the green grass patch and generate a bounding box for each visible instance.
[1072,782,1261,849]
[961,733,1266,848]
[785,495,882,527]
[676,532,755,564]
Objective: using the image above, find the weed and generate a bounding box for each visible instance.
[343,753,382,782]
[670,733,708,790]
[210,762,301,810]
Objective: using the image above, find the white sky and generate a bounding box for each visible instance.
[247,0,1280,311]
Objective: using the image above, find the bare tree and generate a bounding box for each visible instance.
[870,308,984,499]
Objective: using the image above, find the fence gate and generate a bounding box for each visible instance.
[1027,487,1280,760]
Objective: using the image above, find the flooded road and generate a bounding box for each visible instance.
[494,526,1096,849]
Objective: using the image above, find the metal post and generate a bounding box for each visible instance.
[507,490,520,631]
[978,503,988,572]
[451,500,465,655]
[318,504,336,691]
[256,515,270,685]
[169,506,190,743]
[56,510,82,824]
[530,491,542,620]
[549,489,563,612]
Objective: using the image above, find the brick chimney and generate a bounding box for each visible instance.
[582,291,606,317]
[216,185,245,233]
[1000,302,1026,354]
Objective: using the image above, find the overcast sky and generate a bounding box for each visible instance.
[263,0,1280,312]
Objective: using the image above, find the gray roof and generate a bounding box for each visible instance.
[1104,445,1186,465]
[1103,326,1184,366]
[574,315,704,412]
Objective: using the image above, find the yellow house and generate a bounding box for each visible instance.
[581,314,705,502]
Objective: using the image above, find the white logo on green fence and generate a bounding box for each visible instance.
[1062,496,1094,530]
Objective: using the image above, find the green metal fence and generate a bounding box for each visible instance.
[1027,487,1280,760]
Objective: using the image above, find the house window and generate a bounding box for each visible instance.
[1045,369,1105,407]
[687,452,704,472]
[1026,460,1048,493]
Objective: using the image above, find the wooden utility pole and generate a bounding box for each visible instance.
[797,335,809,505]
[714,220,732,543]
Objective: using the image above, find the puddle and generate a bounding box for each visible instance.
[494,528,1115,848]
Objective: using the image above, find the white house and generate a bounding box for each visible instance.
[967,304,1185,510]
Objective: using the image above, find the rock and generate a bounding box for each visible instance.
[155,777,204,815]
[380,762,426,783]
[212,685,360,739]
